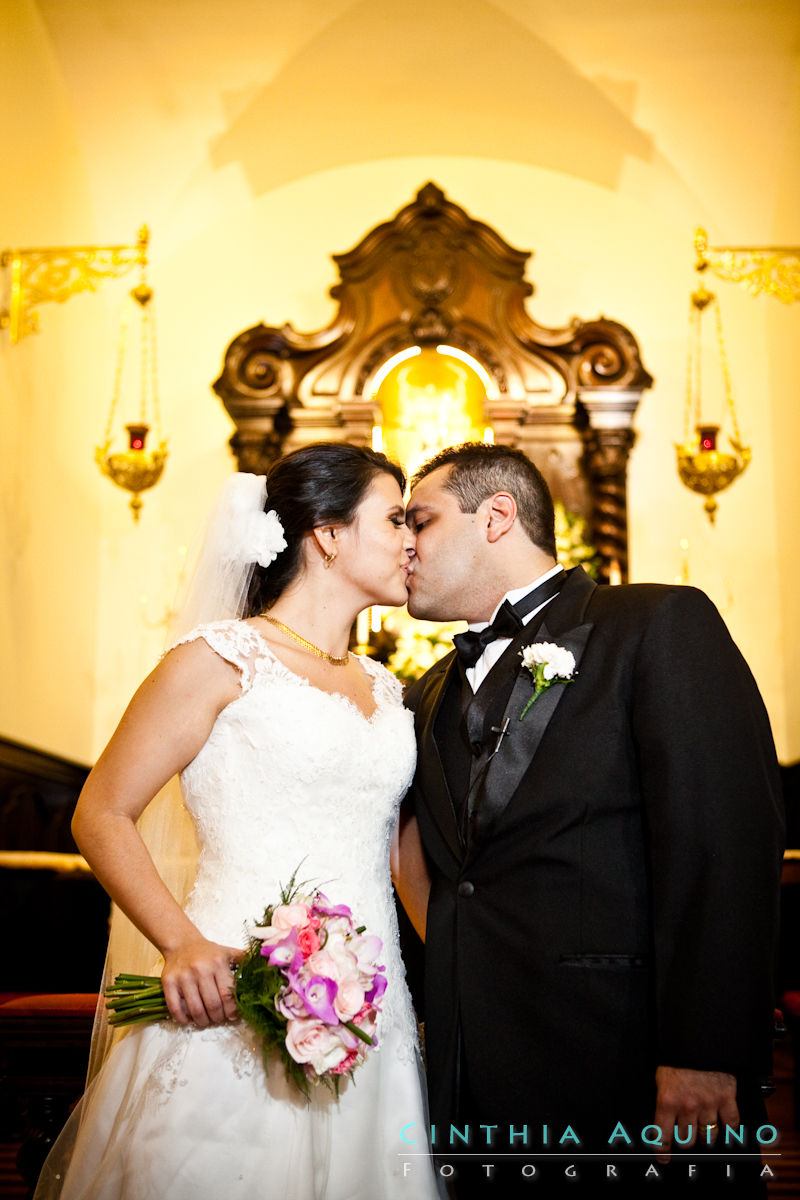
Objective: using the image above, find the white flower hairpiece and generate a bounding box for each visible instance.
[236,507,288,568]
[223,476,288,568]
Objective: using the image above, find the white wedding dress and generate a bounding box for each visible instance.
[36,621,440,1200]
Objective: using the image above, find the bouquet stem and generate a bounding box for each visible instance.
[105,975,169,1027]
[341,1019,376,1046]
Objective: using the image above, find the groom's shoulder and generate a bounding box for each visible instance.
[403,651,456,714]
[586,579,725,632]
[589,579,714,612]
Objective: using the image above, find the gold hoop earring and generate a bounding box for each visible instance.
[323,552,336,569]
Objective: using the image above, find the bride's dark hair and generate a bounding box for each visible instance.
[244,442,406,616]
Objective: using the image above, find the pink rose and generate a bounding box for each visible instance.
[331,1048,360,1075]
[272,902,311,931]
[284,1017,349,1075]
[333,979,365,1022]
[252,902,314,949]
[306,950,339,978]
[297,926,321,957]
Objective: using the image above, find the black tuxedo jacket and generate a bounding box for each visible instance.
[405,567,784,1135]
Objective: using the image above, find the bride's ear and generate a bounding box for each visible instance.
[311,524,337,562]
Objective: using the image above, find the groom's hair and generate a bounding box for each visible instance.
[411,443,557,557]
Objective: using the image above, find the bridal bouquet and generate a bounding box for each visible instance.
[105,873,387,1096]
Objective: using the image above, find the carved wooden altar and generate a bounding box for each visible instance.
[213,183,652,581]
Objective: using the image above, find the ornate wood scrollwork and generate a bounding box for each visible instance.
[581,426,638,578]
[213,182,652,581]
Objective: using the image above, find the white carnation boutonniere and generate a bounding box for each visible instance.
[519,642,576,720]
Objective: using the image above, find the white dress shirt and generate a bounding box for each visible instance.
[465,564,565,693]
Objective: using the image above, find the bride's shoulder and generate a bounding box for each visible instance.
[158,619,285,699]
[165,619,267,674]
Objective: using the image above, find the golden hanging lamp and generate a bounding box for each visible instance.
[95,227,168,521]
[675,252,750,524]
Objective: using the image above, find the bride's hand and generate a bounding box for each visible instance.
[160,938,244,1027]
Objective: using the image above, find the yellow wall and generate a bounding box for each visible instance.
[1,0,101,761]
[2,0,798,762]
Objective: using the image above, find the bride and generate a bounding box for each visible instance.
[35,442,441,1200]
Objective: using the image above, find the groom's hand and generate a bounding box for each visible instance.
[653,1066,738,1163]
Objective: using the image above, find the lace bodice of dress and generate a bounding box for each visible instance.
[171,620,418,1052]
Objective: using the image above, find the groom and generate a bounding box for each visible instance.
[400,442,783,1195]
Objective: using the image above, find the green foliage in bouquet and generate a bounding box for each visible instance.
[232,910,311,1096]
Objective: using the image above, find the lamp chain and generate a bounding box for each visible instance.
[712,298,742,446]
[148,300,163,439]
[684,298,702,442]
[104,306,130,445]
[139,304,149,424]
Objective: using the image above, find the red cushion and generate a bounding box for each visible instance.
[0,992,98,1018]
[782,991,800,1019]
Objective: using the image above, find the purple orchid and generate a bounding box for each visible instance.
[365,971,387,1005]
[264,928,304,976]
[311,893,353,920]
[295,974,339,1024]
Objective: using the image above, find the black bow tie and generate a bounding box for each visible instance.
[452,570,565,669]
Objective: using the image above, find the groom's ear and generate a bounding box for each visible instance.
[484,492,517,543]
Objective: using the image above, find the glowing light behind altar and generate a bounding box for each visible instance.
[369,344,493,480]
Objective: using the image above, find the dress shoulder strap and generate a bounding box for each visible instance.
[358,653,405,707]
[169,620,265,692]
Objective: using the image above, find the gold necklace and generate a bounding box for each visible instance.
[261,614,350,666]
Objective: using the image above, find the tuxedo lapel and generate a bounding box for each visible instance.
[414,653,465,863]
[466,569,596,850]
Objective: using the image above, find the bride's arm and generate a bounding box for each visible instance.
[72,640,244,1027]
[391,799,431,942]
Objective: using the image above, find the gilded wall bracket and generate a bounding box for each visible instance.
[694,227,800,304]
[0,227,148,344]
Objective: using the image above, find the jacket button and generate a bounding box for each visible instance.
[458,881,475,898]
